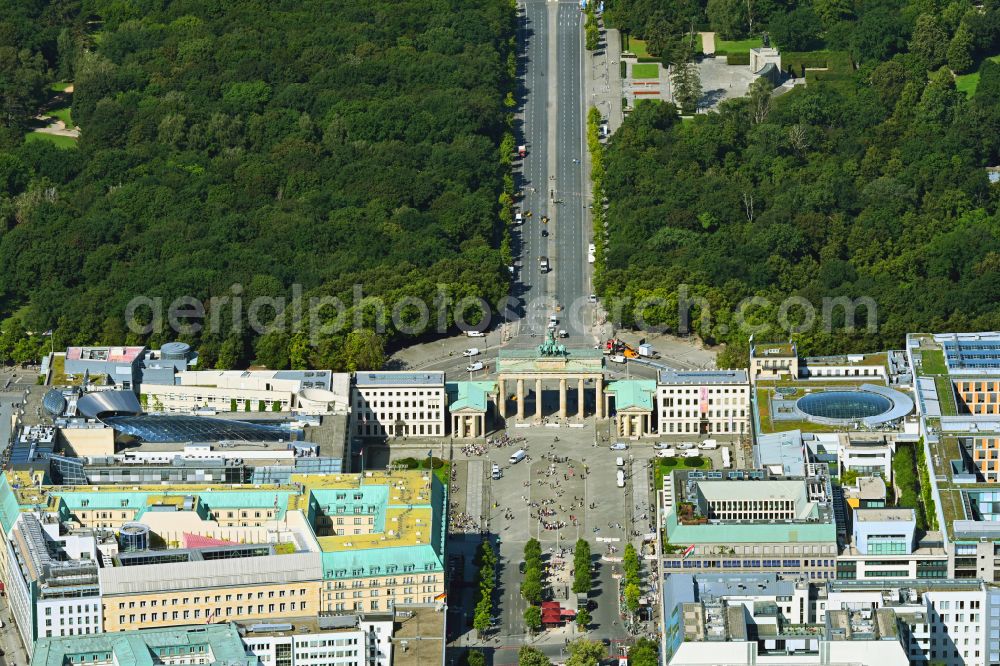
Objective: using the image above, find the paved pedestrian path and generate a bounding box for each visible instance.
[466,459,484,521]
[700,31,716,55]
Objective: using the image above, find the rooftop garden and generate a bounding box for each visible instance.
[934,376,959,416]
[919,349,948,375]
[675,501,708,525]
[755,387,849,433]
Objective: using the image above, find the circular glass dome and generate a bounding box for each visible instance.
[796,391,892,421]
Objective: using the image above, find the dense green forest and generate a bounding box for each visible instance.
[0,0,516,369]
[600,0,1000,366]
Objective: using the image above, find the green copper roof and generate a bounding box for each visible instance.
[31,623,255,666]
[310,484,390,532]
[54,490,296,521]
[0,475,22,533]
[665,509,836,543]
[606,380,657,411]
[446,381,496,412]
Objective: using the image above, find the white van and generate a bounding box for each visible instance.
[491,463,502,479]
[684,449,701,458]
[656,448,676,458]
[615,456,624,467]
[510,449,527,464]
[466,361,484,372]
[616,469,625,488]
[698,439,718,450]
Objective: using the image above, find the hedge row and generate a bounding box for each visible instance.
[586,107,607,291]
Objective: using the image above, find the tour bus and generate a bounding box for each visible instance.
[721,446,732,469]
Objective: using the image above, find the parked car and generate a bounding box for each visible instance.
[610,441,628,451]
[616,469,625,487]
[466,361,484,372]
[615,457,625,467]
[684,449,701,458]
[588,294,598,303]
[462,348,480,357]
[609,354,626,363]
[467,330,485,337]
[558,329,568,338]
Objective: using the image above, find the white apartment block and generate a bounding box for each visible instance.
[141,370,348,414]
[6,513,104,654]
[241,615,394,666]
[351,372,446,438]
[818,580,999,666]
[657,370,750,436]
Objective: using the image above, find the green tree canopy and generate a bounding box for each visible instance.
[566,639,606,666]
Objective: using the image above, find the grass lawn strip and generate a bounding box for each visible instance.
[631,63,659,79]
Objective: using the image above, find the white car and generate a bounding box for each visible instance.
[466,361,484,372]
[558,329,568,338]
[589,243,596,254]
[676,442,695,450]
[466,330,485,337]
[609,354,626,363]
[588,294,598,303]
[462,348,480,357]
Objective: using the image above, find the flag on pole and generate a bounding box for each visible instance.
[681,544,695,558]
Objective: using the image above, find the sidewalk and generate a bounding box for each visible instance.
[587,23,623,132]
[0,596,30,666]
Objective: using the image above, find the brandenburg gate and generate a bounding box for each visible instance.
[495,330,606,421]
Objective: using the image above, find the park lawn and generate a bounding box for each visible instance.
[48,106,73,127]
[25,132,78,149]
[632,63,659,79]
[714,36,763,55]
[626,37,650,58]
[955,55,1000,97]
[50,81,72,92]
